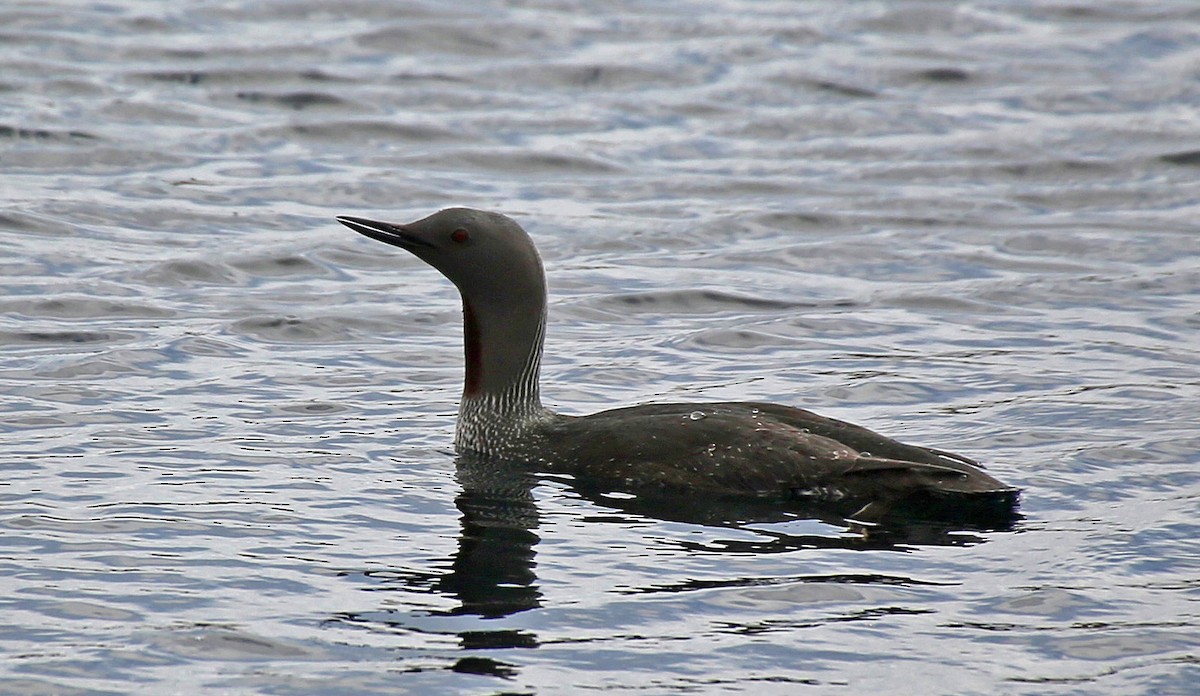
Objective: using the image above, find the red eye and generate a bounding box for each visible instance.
[451,228,470,244]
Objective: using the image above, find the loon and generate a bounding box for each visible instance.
[338,208,1019,522]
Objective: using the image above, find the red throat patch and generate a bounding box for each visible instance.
[462,300,482,397]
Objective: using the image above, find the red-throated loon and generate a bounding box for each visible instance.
[338,208,1019,521]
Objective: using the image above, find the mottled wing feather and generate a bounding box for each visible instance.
[545,401,1014,500]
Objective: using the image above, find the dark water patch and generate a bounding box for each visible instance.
[0,124,97,141]
[386,69,472,86]
[141,259,248,287]
[884,293,1011,315]
[226,399,360,424]
[137,67,341,86]
[0,211,63,235]
[139,70,211,85]
[229,253,324,278]
[603,289,802,315]
[681,328,801,352]
[228,314,402,344]
[625,572,946,596]
[750,210,859,234]
[985,587,1110,619]
[453,148,625,175]
[995,157,1118,179]
[163,336,249,361]
[2,413,72,429]
[0,296,173,320]
[234,90,345,110]
[282,120,462,144]
[1159,150,1200,166]
[788,311,889,337]
[26,598,141,622]
[484,61,711,91]
[276,401,350,416]
[10,383,119,406]
[1043,629,1198,662]
[919,67,971,82]
[810,79,878,98]
[561,290,857,329]
[0,330,134,347]
[25,348,173,380]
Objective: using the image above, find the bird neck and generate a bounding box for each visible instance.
[461,297,546,406]
[454,295,552,455]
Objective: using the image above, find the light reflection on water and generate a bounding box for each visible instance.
[2,0,1199,693]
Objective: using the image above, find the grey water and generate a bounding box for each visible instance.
[3,1,1199,693]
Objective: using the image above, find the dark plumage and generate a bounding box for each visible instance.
[338,208,1019,525]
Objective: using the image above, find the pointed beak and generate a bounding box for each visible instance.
[337,215,434,250]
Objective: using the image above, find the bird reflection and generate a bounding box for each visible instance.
[432,453,1018,619]
[333,452,1019,668]
[433,455,544,619]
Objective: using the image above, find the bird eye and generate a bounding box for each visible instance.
[450,228,470,244]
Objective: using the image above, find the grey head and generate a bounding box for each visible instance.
[338,208,550,415]
[336,207,546,307]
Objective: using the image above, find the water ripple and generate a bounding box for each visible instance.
[1,1,1198,694]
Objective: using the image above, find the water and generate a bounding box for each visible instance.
[3,1,1198,693]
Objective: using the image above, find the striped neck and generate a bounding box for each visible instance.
[453,298,554,457]
[455,391,554,458]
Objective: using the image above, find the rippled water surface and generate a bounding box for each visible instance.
[3,1,1199,693]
